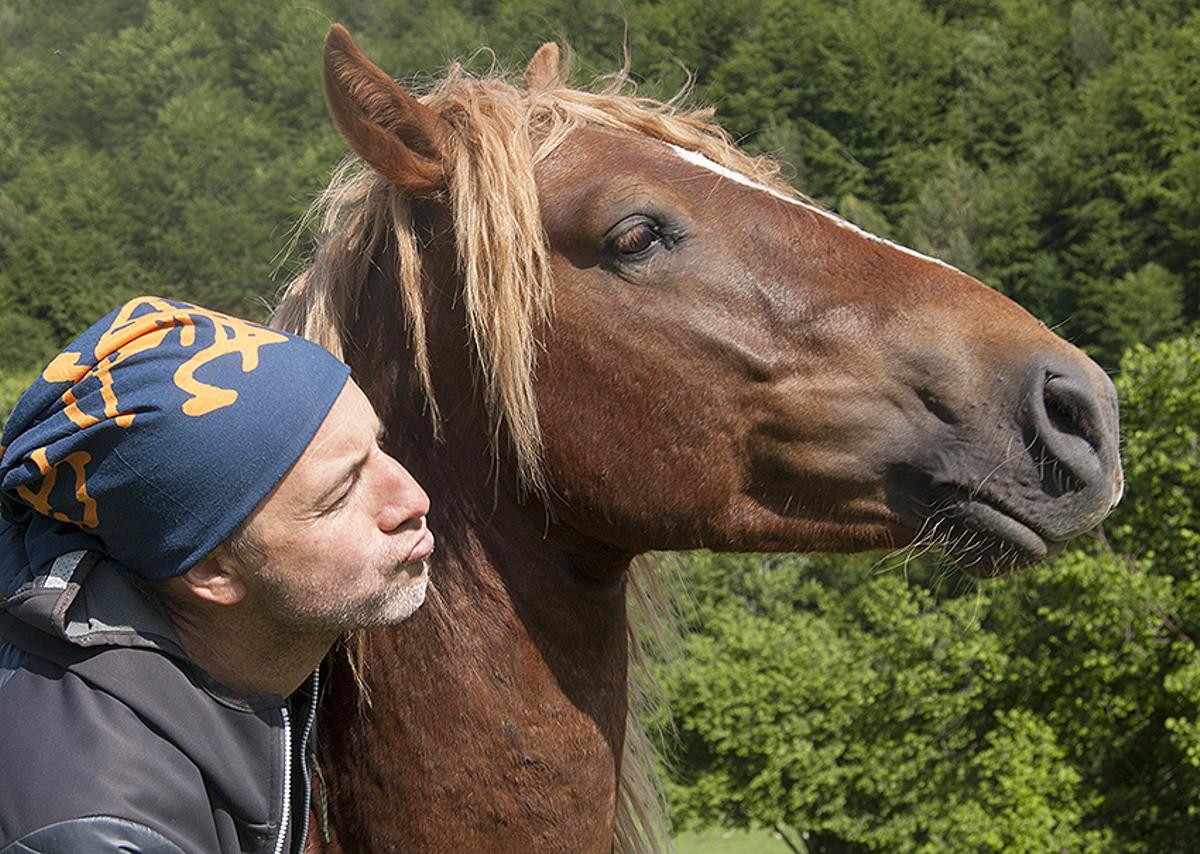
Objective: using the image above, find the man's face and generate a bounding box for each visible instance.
[237,379,433,631]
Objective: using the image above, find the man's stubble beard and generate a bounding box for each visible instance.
[253,559,431,634]
[351,560,430,628]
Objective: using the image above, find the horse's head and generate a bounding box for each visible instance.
[308,28,1121,578]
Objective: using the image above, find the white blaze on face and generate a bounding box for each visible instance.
[667,144,961,275]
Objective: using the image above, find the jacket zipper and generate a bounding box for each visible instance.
[295,670,319,852]
[273,705,292,854]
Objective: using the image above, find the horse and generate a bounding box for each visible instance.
[273,25,1123,853]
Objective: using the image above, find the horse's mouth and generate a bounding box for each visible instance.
[928,487,1063,578]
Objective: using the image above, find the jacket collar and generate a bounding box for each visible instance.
[2,551,186,656]
[0,550,292,712]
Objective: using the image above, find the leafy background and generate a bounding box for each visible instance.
[2,1,1198,850]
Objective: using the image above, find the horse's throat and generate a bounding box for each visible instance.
[317,535,629,852]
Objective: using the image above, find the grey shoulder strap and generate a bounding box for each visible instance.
[1,816,184,853]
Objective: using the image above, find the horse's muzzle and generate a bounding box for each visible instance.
[891,351,1123,577]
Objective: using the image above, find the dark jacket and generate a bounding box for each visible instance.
[0,551,317,854]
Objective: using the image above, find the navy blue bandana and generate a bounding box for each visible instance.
[0,296,350,580]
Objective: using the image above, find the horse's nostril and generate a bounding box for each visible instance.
[1043,375,1098,453]
[1029,365,1116,491]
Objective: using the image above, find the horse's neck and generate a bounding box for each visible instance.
[327,344,632,848]
[320,495,632,851]
[317,239,634,850]
[423,494,633,736]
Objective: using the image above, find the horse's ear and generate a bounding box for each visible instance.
[322,24,452,196]
[523,42,562,90]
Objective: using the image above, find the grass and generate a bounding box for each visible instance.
[673,827,796,853]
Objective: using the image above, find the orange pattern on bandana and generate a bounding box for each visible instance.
[49,297,290,430]
[14,447,98,529]
[27,297,289,529]
[1,294,349,578]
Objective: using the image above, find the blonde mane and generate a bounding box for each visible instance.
[273,50,795,492]
[272,50,794,854]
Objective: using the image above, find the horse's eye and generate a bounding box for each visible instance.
[611,221,662,257]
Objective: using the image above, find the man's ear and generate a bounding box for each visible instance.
[322,24,453,196]
[178,556,247,607]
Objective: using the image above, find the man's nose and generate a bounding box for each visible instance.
[376,452,430,533]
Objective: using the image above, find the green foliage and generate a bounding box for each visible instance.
[835,195,893,240]
[337,0,487,80]
[984,550,1187,851]
[1069,3,1115,80]
[710,0,954,207]
[0,311,59,372]
[0,365,38,423]
[0,1,344,341]
[902,151,991,276]
[663,545,1191,850]
[1075,261,1186,367]
[665,561,1007,849]
[1110,335,1200,573]
[933,708,1106,853]
[632,0,764,95]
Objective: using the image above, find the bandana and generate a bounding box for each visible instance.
[0,296,350,580]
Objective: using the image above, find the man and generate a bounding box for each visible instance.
[0,296,433,853]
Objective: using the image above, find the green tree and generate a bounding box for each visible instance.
[1109,335,1200,575]
[708,0,954,208]
[0,0,345,342]
[902,150,992,276]
[1074,263,1185,368]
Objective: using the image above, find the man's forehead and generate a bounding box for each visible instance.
[301,381,378,457]
[262,380,377,507]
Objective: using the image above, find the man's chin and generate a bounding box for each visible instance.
[359,559,430,627]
